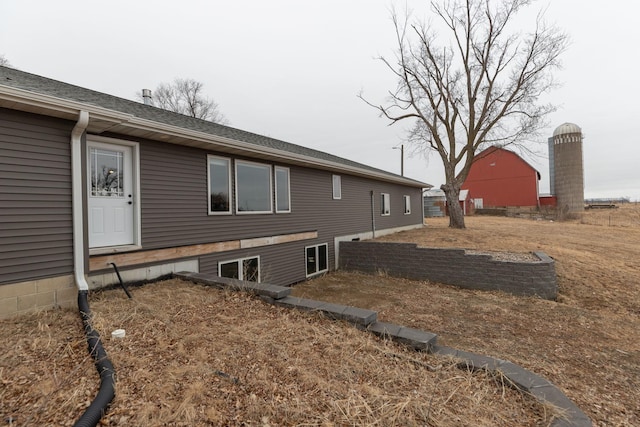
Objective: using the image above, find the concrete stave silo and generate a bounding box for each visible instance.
[552,123,584,215]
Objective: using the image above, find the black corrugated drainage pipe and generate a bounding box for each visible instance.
[109,262,132,299]
[74,290,116,427]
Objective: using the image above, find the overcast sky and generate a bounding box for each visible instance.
[2,1,639,200]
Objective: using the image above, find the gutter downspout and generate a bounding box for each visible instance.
[71,111,90,291]
[71,110,117,426]
[370,190,376,238]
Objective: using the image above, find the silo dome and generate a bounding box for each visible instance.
[553,122,582,137]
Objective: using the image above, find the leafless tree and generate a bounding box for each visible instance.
[0,54,13,67]
[141,78,228,124]
[363,0,567,228]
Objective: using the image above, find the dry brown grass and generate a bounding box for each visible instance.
[3,204,639,425]
[294,204,640,426]
[1,281,551,426]
[0,311,96,426]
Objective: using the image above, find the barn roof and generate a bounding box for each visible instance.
[0,65,429,188]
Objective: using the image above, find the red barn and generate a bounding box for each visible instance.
[462,146,540,208]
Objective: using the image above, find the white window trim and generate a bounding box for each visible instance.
[305,243,329,278]
[275,166,291,213]
[332,175,342,200]
[218,255,261,282]
[207,154,232,215]
[403,195,411,215]
[381,193,391,216]
[235,160,273,214]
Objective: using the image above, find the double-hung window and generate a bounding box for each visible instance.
[208,155,231,214]
[275,166,291,213]
[219,256,260,282]
[235,160,272,214]
[306,244,328,277]
[403,195,411,214]
[381,193,391,216]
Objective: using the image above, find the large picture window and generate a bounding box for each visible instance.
[236,161,272,214]
[275,166,291,213]
[306,244,328,277]
[219,256,260,282]
[381,193,391,216]
[208,155,231,214]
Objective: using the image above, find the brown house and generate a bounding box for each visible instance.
[0,66,429,318]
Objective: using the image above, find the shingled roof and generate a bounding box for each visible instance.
[0,66,428,188]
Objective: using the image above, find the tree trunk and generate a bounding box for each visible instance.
[442,183,465,229]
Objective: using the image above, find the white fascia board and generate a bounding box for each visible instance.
[0,85,134,124]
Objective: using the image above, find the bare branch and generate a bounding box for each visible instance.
[361,0,567,228]
[138,78,228,124]
[0,54,14,68]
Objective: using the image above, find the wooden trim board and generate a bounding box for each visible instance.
[90,231,318,271]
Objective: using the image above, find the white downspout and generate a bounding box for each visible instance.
[71,111,90,291]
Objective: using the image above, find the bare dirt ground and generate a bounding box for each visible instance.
[2,282,551,426]
[2,204,638,426]
[294,204,640,426]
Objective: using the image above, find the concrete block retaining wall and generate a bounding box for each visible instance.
[339,241,557,300]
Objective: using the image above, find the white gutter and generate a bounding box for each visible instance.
[71,111,90,291]
[0,85,428,188]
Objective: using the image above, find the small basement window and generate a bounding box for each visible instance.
[306,243,328,277]
[219,256,260,282]
[381,193,390,216]
[403,195,411,214]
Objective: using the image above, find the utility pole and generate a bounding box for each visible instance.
[393,144,404,176]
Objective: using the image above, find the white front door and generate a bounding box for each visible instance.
[88,141,135,248]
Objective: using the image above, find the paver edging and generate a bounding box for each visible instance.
[433,345,592,427]
[172,272,591,426]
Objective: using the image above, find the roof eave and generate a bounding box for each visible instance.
[0,84,429,188]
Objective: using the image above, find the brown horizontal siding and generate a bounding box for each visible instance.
[0,187,71,199]
[0,108,74,285]
[0,262,72,279]
[0,220,73,232]
[0,249,71,267]
[0,210,72,222]
[140,140,207,248]
[134,138,424,286]
[0,140,69,158]
[199,239,320,287]
[0,234,73,252]
[0,178,70,190]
